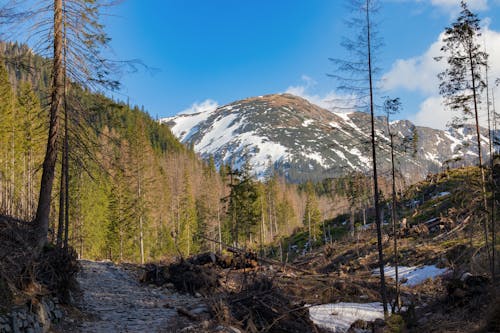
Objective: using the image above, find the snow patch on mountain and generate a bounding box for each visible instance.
[162,110,212,142]
[195,113,241,153]
[162,93,493,182]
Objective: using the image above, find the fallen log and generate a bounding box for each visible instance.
[198,235,323,276]
[177,307,199,321]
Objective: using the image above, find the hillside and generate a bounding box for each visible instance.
[52,166,497,333]
[0,42,220,262]
[0,43,323,265]
[163,93,490,182]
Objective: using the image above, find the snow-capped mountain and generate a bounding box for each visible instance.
[162,94,490,182]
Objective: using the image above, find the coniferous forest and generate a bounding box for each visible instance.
[0,1,499,332]
[0,42,363,262]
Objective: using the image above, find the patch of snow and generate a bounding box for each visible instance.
[308,302,384,333]
[163,110,214,143]
[329,122,339,129]
[303,119,314,127]
[236,131,288,175]
[300,151,327,168]
[373,265,449,287]
[432,191,450,199]
[444,131,464,153]
[333,149,357,169]
[349,147,370,166]
[195,113,241,153]
[333,112,353,122]
[424,151,440,164]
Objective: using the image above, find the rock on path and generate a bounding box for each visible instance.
[76,260,204,333]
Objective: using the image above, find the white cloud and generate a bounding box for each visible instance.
[381,34,445,94]
[410,96,450,129]
[285,76,356,112]
[179,99,218,115]
[382,26,500,130]
[430,0,488,12]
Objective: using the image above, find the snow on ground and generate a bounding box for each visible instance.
[235,131,289,175]
[162,109,213,143]
[300,151,327,168]
[373,265,449,287]
[332,112,353,122]
[333,149,357,169]
[308,302,384,333]
[445,130,464,153]
[424,151,440,164]
[303,119,314,127]
[194,113,241,153]
[349,147,370,167]
[432,191,450,199]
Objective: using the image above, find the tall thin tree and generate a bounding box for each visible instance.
[329,0,388,314]
[384,97,402,312]
[435,0,491,275]
[35,0,64,247]
[0,0,121,246]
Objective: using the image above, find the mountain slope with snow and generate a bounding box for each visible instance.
[162,94,490,182]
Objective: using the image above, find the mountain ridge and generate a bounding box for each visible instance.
[162,93,490,182]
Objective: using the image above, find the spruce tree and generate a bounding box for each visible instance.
[16,82,45,219]
[178,170,197,256]
[329,0,388,314]
[435,0,491,276]
[0,61,14,215]
[303,181,321,247]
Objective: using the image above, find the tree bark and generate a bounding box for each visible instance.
[34,0,64,247]
[366,0,388,315]
[469,47,492,273]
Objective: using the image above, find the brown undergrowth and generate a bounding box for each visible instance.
[0,215,79,312]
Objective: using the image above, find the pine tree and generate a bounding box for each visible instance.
[330,0,388,314]
[0,0,121,246]
[178,170,197,256]
[16,82,46,219]
[435,0,491,276]
[225,164,261,247]
[0,61,15,215]
[303,181,322,247]
[384,97,402,312]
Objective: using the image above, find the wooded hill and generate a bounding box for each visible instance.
[1,42,373,263]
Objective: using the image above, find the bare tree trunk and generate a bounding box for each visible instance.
[492,89,497,281]
[469,48,492,273]
[63,17,70,249]
[138,173,144,264]
[34,0,64,247]
[217,204,222,253]
[57,150,65,247]
[268,196,273,240]
[139,215,144,263]
[308,210,311,250]
[390,132,400,312]
[10,98,15,216]
[260,197,265,256]
[366,0,388,315]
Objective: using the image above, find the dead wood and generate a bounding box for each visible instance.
[208,276,317,333]
[177,307,200,321]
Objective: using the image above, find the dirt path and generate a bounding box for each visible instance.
[74,260,206,333]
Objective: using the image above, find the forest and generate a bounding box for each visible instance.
[0,1,498,332]
[0,42,380,263]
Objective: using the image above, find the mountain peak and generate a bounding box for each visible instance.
[163,94,488,182]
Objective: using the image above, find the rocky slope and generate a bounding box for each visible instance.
[163,94,490,182]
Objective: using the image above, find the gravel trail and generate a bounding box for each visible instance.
[75,260,204,333]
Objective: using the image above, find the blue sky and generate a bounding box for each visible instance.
[103,0,500,129]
